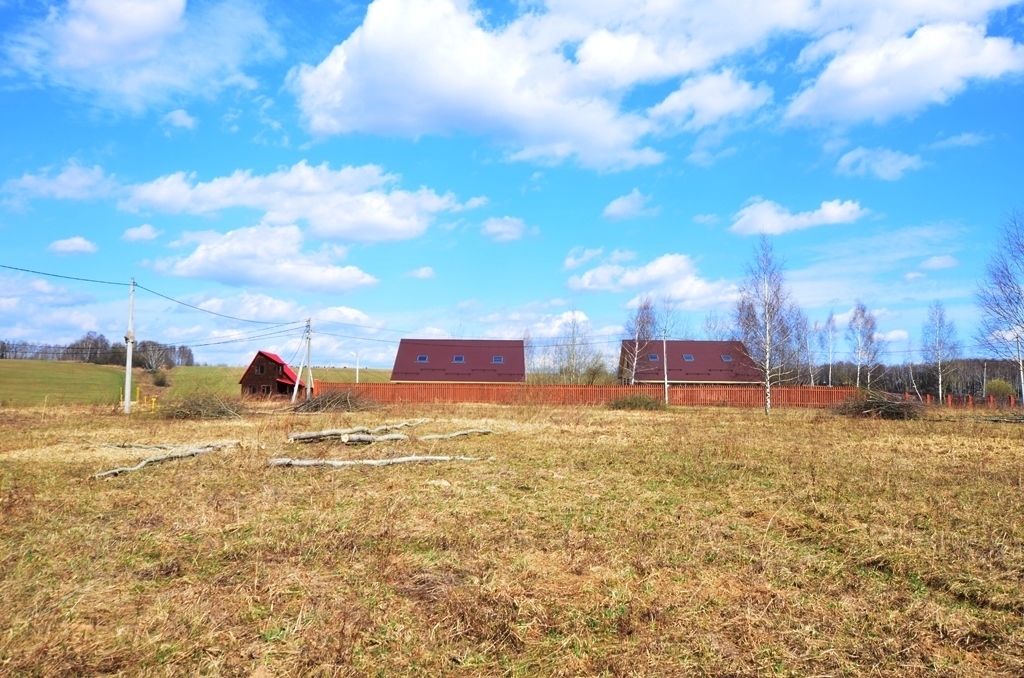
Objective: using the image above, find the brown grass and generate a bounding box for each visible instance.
[1,403,1022,676]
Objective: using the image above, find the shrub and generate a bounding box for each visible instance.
[152,370,169,388]
[985,378,1016,398]
[607,394,666,411]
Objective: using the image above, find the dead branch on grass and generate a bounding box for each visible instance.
[93,441,239,478]
[268,455,481,468]
[287,419,428,442]
[420,429,494,440]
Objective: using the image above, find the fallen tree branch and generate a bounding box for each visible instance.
[288,419,428,442]
[268,455,480,468]
[94,441,239,479]
[420,429,493,441]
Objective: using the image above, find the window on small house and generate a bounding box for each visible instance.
[721,354,733,362]
[453,355,466,363]
[248,386,257,395]
[416,355,429,363]
[255,365,265,375]
[277,365,283,374]
[683,354,695,362]
[492,356,504,364]
[648,353,659,361]
[260,385,270,394]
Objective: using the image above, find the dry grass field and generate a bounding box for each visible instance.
[1,402,1022,676]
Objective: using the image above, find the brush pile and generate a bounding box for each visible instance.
[291,390,376,413]
[836,390,921,420]
[160,392,244,419]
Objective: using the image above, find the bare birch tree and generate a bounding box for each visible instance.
[703,309,736,341]
[921,300,961,403]
[555,308,601,385]
[622,296,658,384]
[976,207,1024,396]
[735,236,800,415]
[846,301,879,388]
[819,310,837,386]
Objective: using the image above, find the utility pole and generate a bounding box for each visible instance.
[123,278,135,414]
[292,319,314,403]
[304,320,313,400]
[351,351,360,383]
[662,328,669,405]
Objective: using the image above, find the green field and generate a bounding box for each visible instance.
[0,360,124,407]
[0,361,394,407]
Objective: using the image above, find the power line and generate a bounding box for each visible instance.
[0,263,129,287]
[135,284,303,326]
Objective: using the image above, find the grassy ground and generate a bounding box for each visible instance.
[0,360,124,407]
[1,403,1022,676]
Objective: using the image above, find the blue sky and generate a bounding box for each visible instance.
[1,0,1023,368]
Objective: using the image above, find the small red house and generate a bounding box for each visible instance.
[391,339,526,382]
[618,340,760,384]
[239,350,307,396]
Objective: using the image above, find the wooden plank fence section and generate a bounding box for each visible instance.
[313,381,860,408]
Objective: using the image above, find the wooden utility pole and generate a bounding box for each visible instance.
[123,278,135,414]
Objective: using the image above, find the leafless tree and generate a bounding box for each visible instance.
[976,207,1024,396]
[702,309,735,341]
[921,300,961,402]
[136,340,170,372]
[735,236,801,415]
[818,310,837,386]
[554,308,602,385]
[522,329,536,378]
[846,301,880,388]
[622,296,658,384]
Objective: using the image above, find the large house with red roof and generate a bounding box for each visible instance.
[618,340,760,384]
[391,339,526,383]
[239,350,307,396]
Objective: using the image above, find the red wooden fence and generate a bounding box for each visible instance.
[313,382,860,408]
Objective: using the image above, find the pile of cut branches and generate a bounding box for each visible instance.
[836,391,921,420]
[291,390,376,413]
[160,392,244,420]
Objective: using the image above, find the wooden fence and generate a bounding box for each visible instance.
[313,382,861,408]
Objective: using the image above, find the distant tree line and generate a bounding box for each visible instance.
[0,332,194,370]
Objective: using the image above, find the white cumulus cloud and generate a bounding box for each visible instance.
[122,223,162,241]
[788,23,1024,124]
[3,161,116,204]
[403,266,436,279]
[48,236,98,254]
[567,253,736,310]
[5,0,282,111]
[648,70,772,131]
[481,216,528,242]
[162,109,197,129]
[563,247,603,270]
[730,198,869,235]
[837,147,925,180]
[920,255,958,269]
[123,160,479,242]
[602,189,659,221]
[162,224,378,293]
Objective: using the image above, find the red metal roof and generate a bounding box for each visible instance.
[618,340,761,384]
[391,339,526,382]
[239,350,306,388]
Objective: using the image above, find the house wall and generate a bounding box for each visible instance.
[239,354,288,396]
